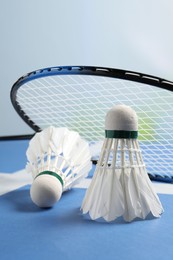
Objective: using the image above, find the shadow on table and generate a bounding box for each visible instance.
[0,187,158,226]
[0,187,47,213]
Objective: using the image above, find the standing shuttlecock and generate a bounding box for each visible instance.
[26,126,92,208]
[81,104,164,222]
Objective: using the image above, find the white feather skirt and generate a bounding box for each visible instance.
[81,138,164,222]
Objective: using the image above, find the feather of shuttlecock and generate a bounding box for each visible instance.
[26,126,92,208]
[81,104,164,222]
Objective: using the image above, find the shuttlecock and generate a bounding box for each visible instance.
[81,104,164,222]
[26,126,92,208]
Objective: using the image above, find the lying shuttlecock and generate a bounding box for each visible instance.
[81,104,164,222]
[26,126,92,208]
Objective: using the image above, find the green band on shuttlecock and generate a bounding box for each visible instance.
[35,171,64,186]
[105,130,138,139]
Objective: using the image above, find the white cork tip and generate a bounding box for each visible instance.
[105,104,138,131]
[30,174,63,208]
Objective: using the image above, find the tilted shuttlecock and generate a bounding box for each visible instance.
[81,104,164,222]
[26,126,92,208]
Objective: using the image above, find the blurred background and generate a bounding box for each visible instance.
[0,0,173,137]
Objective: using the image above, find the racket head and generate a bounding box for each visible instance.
[11,65,173,180]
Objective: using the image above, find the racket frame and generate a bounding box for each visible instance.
[11,65,173,132]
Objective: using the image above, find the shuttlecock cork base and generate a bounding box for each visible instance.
[81,104,164,222]
[105,104,138,139]
[30,171,63,208]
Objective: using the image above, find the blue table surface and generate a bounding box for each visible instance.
[1,139,173,260]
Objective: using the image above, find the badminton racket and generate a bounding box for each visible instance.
[10,65,173,183]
